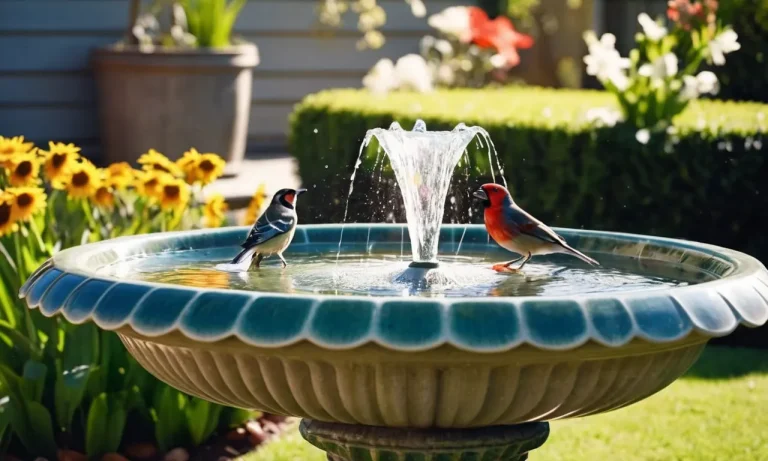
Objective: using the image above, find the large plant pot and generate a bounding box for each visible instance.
[91,43,259,175]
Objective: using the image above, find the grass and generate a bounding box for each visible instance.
[240,346,768,461]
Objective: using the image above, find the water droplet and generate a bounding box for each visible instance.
[389,121,403,131]
[412,119,427,132]
[450,196,456,204]
[313,128,319,134]
[324,165,329,169]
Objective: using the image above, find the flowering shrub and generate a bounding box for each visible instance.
[582,0,740,138]
[0,135,269,459]
[363,5,534,94]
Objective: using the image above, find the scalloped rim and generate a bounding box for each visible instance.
[18,224,768,353]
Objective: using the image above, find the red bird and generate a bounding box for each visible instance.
[473,183,599,273]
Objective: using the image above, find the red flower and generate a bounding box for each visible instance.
[467,7,534,67]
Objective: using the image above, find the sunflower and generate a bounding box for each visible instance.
[0,192,19,237]
[177,148,202,183]
[135,170,170,200]
[203,193,228,227]
[93,184,115,209]
[6,151,41,187]
[42,142,80,187]
[243,183,269,225]
[6,187,46,222]
[193,153,226,185]
[138,149,182,177]
[0,136,35,168]
[66,158,101,199]
[158,176,190,211]
[105,162,135,190]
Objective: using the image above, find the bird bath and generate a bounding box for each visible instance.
[19,121,768,460]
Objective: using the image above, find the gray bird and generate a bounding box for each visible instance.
[230,188,307,269]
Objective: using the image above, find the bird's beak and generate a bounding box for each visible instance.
[473,188,488,201]
[296,188,307,196]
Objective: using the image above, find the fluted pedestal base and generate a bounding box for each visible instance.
[299,419,550,461]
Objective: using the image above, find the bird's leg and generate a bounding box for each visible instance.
[254,253,264,269]
[278,253,287,268]
[492,253,531,274]
[503,255,525,267]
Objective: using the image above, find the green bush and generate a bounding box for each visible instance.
[289,87,767,260]
[716,0,768,103]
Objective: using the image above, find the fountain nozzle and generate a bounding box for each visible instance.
[408,261,440,269]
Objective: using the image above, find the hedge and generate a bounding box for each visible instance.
[716,0,768,103]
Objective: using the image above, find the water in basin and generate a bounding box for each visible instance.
[96,245,711,298]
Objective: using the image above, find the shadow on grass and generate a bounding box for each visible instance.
[683,345,768,379]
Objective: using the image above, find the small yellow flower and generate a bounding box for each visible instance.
[194,153,226,185]
[105,162,134,190]
[177,148,202,183]
[66,159,100,199]
[0,136,35,167]
[0,192,19,237]
[42,142,80,186]
[6,187,46,222]
[6,151,41,187]
[135,170,169,200]
[138,149,182,177]
[158,176,190,211]
[93,184,115,209]
[243,183,269,225]
[203,193,228,227]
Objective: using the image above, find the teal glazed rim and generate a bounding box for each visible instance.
[18,224,768,353]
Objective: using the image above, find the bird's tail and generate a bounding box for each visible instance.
[230,246,256,265]
[562,243,600,266]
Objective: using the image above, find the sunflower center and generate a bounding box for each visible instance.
[146,178,158,189]
[153,163,170,173]
[199,159,215,172]
[52,153,67,168]
[16,161,32,177]
[72,171,90,187]
[165,185,180,199]
[0,203,11,225]
[17,194,33,208]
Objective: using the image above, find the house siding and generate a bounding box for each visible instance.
[0,0,462,158]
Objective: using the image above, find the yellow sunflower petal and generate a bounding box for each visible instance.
[6,187,47,222]
[6,151,42,187]
[193,153,226,186]
[0,192,19,237]
[65,158,101,199]
[138,148,182,177]
[158,176,191,211]
[41,141,81,187]
[203,193,229,227]
[243,183,269,225]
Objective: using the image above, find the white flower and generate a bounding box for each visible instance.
[637,13,668,41]
[709,29,740,66]
[420,35,436,55]
[436,64,455,85]
[586,107,623,127]
[638,53,678,82]
[681,71,720,100]
[428,6,472,42]
[583,32,631,90]
[434,39,454,56]
[407,0,427,18]
[490,54,507,68]
[363,58,397,95]
[394,54,434,93]
[636,128,651,144]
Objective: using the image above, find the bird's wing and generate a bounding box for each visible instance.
[502,204,567,246]
[241,209,295,249]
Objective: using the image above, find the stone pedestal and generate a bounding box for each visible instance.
[299,419,550,461]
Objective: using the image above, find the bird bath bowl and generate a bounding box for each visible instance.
[19,223,768,460]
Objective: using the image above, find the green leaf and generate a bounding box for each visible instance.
[55,323,98,432]
[21,360,47,403]
[85,393,108,457]
[0,365,57,458]
[153,385,188,452]
[185,398,223,446]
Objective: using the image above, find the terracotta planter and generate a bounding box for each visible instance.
[91,43,259,175]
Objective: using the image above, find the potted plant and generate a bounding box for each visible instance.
[92,0,258,176]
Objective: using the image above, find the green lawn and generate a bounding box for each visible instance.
[242,346,768,461]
